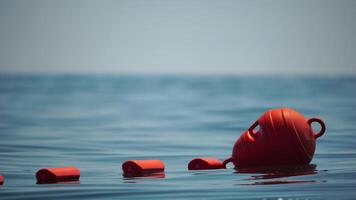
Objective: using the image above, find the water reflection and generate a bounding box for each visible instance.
[36,181,80,185]
[234,164,326,185]
[240,180,318,185]
[123,172,165,180]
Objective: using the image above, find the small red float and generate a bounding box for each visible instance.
[36,166,80,184]
[223,108,326,168]
[0,175,4,185]
[188,157,224,170]
[122,160,165,177]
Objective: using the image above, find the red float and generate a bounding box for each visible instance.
[122,160,165,177]
[0,175,4,185]
[36,166,80,184]
[223,108,326,168]
[188,157,224,170]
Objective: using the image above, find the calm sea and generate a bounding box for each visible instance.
[0,75,355,199]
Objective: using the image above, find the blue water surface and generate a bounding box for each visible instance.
[0,75,355,199]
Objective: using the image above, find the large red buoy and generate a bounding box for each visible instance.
[223,108,326,168]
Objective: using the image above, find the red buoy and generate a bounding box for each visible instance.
[223,108,326,168]
[0,175,4,185]
[36,166,80,184]
[188,157,224,170]
[122,160,165,177]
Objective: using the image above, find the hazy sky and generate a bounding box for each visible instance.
[0,0,355,75]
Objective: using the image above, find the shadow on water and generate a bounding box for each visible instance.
[234,164,327,185]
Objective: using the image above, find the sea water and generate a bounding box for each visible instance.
[0,75,355,199]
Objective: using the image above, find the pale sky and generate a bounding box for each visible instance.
[0,0,355,75]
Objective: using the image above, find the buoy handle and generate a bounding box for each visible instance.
[223,157,233,168]
[308,117,326,139]
[247,120,259,137]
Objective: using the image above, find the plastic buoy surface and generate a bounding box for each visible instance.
[0,175,4,185]
[122,160,165,177]
[36,166,80,184]
[223,108,326,168]
[188,157,224,170]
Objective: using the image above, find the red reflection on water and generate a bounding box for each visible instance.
[123,172,165,179]
[234,164,324,185]
[37,181,80,185]
[240,180,318,185]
